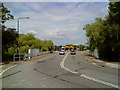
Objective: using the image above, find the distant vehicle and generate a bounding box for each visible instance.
[59,50,65,55]
[50,50,53,53]
[61,49,65,52]
[70,50,76,55]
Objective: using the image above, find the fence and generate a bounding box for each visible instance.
[88,49,99,59]
[13,49,50,61]
[84,49,99,59]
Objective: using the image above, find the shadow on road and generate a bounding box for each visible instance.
[62,72,81,77]
[1,71,21,79]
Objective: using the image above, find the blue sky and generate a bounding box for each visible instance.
[4,2,109,45]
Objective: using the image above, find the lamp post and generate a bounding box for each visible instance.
[16,17,30,54]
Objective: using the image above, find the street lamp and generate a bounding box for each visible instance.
[17,17,30,34]
[16,17,30,54]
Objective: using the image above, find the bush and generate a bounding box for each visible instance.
[19,45,30,53]
[8,47,16,55]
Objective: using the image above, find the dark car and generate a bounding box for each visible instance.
[70,51,76,55]
[59,50,65,55]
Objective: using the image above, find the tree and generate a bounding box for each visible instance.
[2,28,17,60]
[1,3,15,61]
[19,45,30,53]
[2,28,17,46]
[107,2,120,60]
[41,40,54,51]
[59,45,62,48]
[18,33,54,52]
[107,2,120,25]
[0,3,14,24]
[78,44,85,51]
[54,45,60,51]
[83,2,120,61]
[47,40,54,51]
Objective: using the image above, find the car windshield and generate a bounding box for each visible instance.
[71,51,75,52]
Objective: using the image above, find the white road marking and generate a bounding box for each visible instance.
[60,52,119,88]
[0,65,4,69]
[80,74,119,88]
[60,53,78,74]
[92,63,97,65]
[85,58,97,65]
[0,65,17,76]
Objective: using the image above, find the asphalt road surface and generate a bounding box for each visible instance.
[1,51,119,89]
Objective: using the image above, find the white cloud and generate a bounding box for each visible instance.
[27,30,37,34]
[4,2,109,45]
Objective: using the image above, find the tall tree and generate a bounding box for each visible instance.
[83,2,120,61]
[0,3,14,24]
[107,2,120,60]
[107,2,120,25]
[1,3,15,61]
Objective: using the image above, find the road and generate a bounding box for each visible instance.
[1,51,119,89]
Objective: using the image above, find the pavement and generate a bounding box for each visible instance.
[0,52,56,65]
[1,51,119,88]
[80,51,120,69]
[1,51,119,69]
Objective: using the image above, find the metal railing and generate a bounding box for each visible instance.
[13,51,50,61]
[13,53,25,61]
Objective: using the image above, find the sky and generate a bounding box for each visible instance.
[4,2,109,46]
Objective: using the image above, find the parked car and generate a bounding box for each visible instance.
[70,50,76,55]
[59,50,65,55]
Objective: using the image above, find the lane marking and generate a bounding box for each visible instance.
[0,65,17,76]
[92,63,97,65]
[80,74,119,88]
[60,52,119,88]
[85,58,97,65]
[0,65,5,69]
[85,58,90,61]
[60,53,78,74]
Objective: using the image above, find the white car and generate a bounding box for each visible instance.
[59,51,65,55]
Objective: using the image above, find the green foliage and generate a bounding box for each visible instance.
[54,45,60,51]
[18,33,54,52]
[83,17,106,52]
[78,44,85,51]
[66,44,74,46]
[108,2,120,24]
[2,29,17,46]
[2,46,16,60]
[18,33,36,47]
[0,3,14,24]
[1,3,55,61]
[19,45,30,53]
[40,40,54,51]
[1,3,15,61]
[8,47,16,55]
[3,32,55,61]
[83,2,120,61]
[2,28,17,61]
[41,46,48,51]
